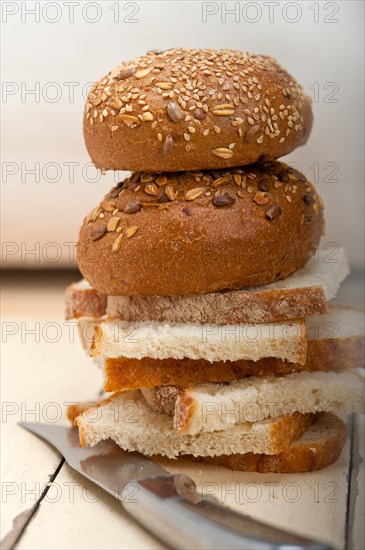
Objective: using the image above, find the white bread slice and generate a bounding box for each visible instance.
[76,317,100,353]
[143,370,364,435]
[91,318,307,364]
[190,414,348,473]
[66,247,349,324]
[75,390,314,457]
[76,318,104,373]
[102,306,364,391]
[106,247,349,324]
[305,304,364,340]
[65,279,106,320]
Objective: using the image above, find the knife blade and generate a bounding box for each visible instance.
[20,422,333,550]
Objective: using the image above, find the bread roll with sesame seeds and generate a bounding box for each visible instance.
[77,161,324,296]
[84,48,312,172]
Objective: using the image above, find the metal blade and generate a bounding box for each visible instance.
[19,422,170,498]
[19,423,333,549]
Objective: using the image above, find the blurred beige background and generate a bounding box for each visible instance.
[1,0,364,270]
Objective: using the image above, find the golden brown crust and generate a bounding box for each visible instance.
[84,49,312,172]
[90,324,102,355]
[67,399,106,425]
[188,414,347,472]
[77,162,323,296]
[74,392,126,446]
[67,283,327,324]
[65,282,107,320]
[307,335,365,372]
[266,412,316,454]
[175,394,197,435]
[141,386,179,416]
[76,391,315,455]
[143,388,315,439]
[103,334,364,391]
[67,403,85,424]
[107,286,328,324]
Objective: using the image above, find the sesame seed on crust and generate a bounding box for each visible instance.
[84,48,312,172]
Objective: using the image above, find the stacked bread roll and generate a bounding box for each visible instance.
[67,49,364,473]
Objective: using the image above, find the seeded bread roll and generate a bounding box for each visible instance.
[77,161,323,296]
[84,48,312,172]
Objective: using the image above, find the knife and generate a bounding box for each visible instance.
[20,422,332,550]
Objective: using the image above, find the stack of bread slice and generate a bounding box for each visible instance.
[68,48,364,473]
[68,247,364,473]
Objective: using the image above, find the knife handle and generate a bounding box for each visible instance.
[121,475,332,550]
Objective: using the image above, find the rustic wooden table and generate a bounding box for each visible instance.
[1,272,364,550]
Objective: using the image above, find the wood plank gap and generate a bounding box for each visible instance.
[1,459,65,550]
[344,414,358,550]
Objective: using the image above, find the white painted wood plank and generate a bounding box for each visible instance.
[1,315,101,543]
[1,315,164,550]
[156,440,351,550]
[16,463,164,550]
[1,315,62,541]
[0,422,62,547]
[17,434,351,550]
[348,415,364,550]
